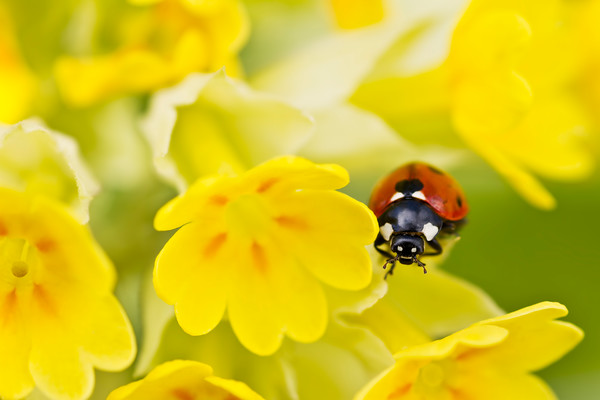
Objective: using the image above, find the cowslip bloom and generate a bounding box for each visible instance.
[0,188,135,400]
[329,0,385,30]
[154,156,378,355]
[54,0,249,107]
[0,5,37,124]
[142,70,313,190]
[355,302,583,400]
[351,0,593,209]
[108,360,265,400]
[0,120,100,223]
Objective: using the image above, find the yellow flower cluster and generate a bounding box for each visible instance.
[0,0,593,399]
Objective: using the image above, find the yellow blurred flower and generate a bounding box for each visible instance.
[329,0,386,30]
[355,301,583,400]
[108,360,265,400]
[0,119,100,223]
[352,0,593,210]
[574,0,600,148]
[0,5,37,123]
[54,0,249,107]
[142,70,314,191]
[0,188,135,400]
[154,156,378,355]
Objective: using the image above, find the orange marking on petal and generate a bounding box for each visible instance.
[35,239,55,253]
[455,348,479,362]
[0,290,17,326]
[204,233,227,259]
[170,389,195,400]
[33,285,57,317]
[448,387,468,400]
[256,177,279,193]
[251,241,268,273]
[387,383,412,399]
[275,215,309,231]
[210,195,229,206]
[0,223,7,236]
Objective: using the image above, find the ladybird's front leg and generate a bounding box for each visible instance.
[423,237,442,256]
[374,232,395,259]
[374,233,399,279]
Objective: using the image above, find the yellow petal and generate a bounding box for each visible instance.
[0,306,34,399]
[29,331,94,400]
[462,133,556,210]
[154,222,222,302]
[384,267,504,338]
[398,325,508,359]
[142,71,314,190]
[153,175,227,231]
[227,249,284,356]
[174,255,229,336]
[107,360,213,400]
[450,10,532,74]
[349,299,431,354]
[458,369,556,400]
[501,98,594,181]
[452,71,533,138]
[205,375,267,400]
[275,190,377,244]
[0,120,100,223]
[475,302,584,372]
[329,0,385,30]
[272,191,376,291]
[80,296,136,371]
[270,247,328,343]
[354,361,418,400]
[245,156,350,194]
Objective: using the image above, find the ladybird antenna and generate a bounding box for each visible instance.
[414,256,427,274]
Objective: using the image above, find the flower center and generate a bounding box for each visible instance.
[419,362,446,388]
[225,193,273,239]
[0,237,40,284]
[11,260,28,277]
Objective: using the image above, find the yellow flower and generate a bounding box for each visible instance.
[328,0,386,30]
[54,0,249,107]
[142,70,314,191]
[0,188,135,400]
[108,360,265,400]
[355,302,583,400]
[0,119,100,223]
[0,5,37,123]
[154,156,378,355]
[352,0,593,210]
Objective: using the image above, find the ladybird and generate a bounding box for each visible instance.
[369,162,469,278]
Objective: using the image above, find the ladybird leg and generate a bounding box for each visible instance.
[374,233,395,259]
[423,237,442,256]
[384,263,396,280]
[441,218,467,235]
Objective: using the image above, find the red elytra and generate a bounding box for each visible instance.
[369,162,469,221]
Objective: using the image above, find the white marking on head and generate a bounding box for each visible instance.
[412,191,426,201]
[411,247,417,253]
[422,222,439,241]
[391,192,404,202]
[380,223,394,241]
[398,246,403,252]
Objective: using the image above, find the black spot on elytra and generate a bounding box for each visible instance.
[456,195,463,207]
[427,165,444,175]
[395,179,424,195]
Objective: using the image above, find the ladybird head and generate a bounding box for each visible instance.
[391,234,424,265]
